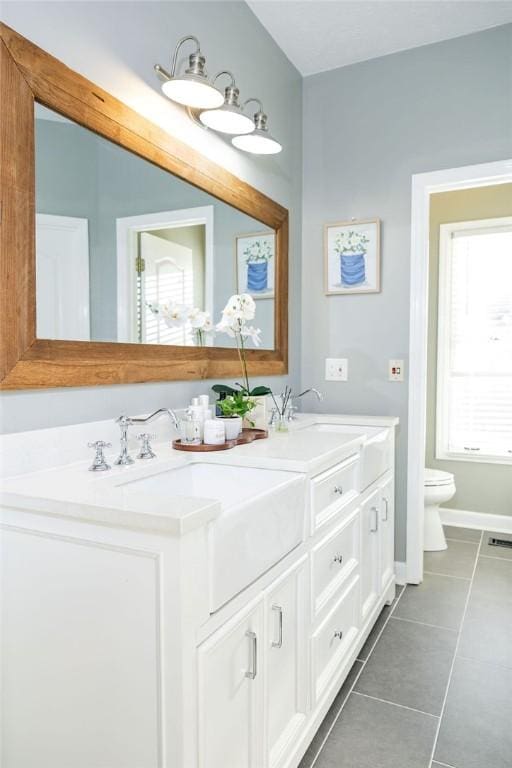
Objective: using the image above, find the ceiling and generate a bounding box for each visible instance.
[247,0,512,76]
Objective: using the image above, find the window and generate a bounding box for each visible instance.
[436,217,512,464]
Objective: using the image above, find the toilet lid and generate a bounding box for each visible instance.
[425,468,454,487]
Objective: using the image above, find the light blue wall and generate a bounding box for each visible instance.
[302,24,512,559]
[0,0,302,432]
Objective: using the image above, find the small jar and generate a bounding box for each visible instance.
[274,413,289,433]
[204,419,225,445]
[179,411,201,444]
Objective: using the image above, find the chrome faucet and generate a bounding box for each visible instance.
[293,387,324,404]
[286,387,323,420]
[269,387,324,425]
[114,408,179,465]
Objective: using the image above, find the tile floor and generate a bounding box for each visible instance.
[300,526,512,768]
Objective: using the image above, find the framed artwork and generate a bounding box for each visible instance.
[236,232,275,299]
[324,218,380,295]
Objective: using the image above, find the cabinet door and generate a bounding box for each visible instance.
[360,489,381,625]
[198,600,263,768]
[265,558,308,768]
[379,478,395,593]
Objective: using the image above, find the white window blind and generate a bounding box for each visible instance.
[436,218,512,464]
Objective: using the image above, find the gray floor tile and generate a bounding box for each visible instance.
[471,553,512,600]
[354,617,457,715]
[357,584,404,661]
[299,661,363,768]
[314,692,438,768]
[443,525,481,543]
[424,539,478,579]
[458,556,512,669]
[479,530,512,560]
[435,657,512,768]
[394,573,470,631]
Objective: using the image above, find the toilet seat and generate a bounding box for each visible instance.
[424,468,454,487]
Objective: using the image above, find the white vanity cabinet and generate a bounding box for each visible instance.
[198,599,264,768]
[265,558,308,768]
[0,414,397,768]
[360,487,381,624]
[197,558,308,768]
[379,476,395,593]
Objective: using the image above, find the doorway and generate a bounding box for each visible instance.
[407,159,512,583]
[116,206,214,343]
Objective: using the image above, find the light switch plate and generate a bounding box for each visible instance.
[389,359,404,381]
[325,358,348,381]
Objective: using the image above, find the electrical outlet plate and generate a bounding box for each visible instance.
[389,359,404,382]
[325,358,348,382]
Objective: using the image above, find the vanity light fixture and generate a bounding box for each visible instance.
[155,35,224,110]
[232,99,282,155]
[155,39,282,155]
[199,71,255,135]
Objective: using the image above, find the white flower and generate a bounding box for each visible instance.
[188,308,207,328]
[241,325,262,347]
[162,303,189,328]
[216,316,236,337]
[221,294,256,324]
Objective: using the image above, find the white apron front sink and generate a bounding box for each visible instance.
[120,462,306,611]
[300,423,392,490]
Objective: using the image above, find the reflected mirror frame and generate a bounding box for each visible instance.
[0,22,288,390]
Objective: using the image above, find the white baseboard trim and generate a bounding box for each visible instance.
[440,507,512,534]
[394,561,407,585]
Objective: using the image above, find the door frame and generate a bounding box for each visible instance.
[406,158,512,584]
[116,206,214,342]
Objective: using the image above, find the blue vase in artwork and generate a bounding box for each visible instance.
[340,252,366,286]
[247,261,268,292]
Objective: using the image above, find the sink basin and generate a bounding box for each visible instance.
[301,423,393,491]
[121,462,289,510]
[120,462,306,612]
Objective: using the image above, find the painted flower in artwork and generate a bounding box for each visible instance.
[334,230,370,255]
[243,240,273,264]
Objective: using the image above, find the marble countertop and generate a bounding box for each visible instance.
[0,413,398,536]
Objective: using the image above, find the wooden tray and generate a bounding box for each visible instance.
[172,428,268,452]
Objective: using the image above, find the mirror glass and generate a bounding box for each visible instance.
[34,104,276,349]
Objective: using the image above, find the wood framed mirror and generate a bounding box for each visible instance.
[0,23,288,390]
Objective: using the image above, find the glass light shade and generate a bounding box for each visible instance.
[199,105,255,135]
[232,130,282,155]
[161,76,223,110]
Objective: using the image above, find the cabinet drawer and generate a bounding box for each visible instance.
[311,576,360,704]
[311,455,359,531]
[311,509,359,620]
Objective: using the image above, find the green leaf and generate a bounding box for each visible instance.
[249,386,273,396]
[211,384,237,395]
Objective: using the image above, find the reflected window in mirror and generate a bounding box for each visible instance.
[34,103,276,350]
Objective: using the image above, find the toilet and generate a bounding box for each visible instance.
[424,468,456,551]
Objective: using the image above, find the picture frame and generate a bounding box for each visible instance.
[324,218,381,295]
[235,231,275,300]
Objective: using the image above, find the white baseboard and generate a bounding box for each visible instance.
[440,507,512,534]
[394,561,407,585]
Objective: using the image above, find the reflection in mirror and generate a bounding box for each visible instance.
[34,104,276,349]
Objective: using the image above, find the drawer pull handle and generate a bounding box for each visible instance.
[370,506,379,533]
[271,604,283,649]
[333,485,343,495]
[245,631,257,679]
[334,630,343,640]
[382,497,389,522]
[333,553,344,564]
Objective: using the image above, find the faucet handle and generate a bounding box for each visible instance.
[136,433,156,460]
[87,441,112,472]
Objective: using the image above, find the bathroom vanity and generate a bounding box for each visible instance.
[0,413,397,768]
